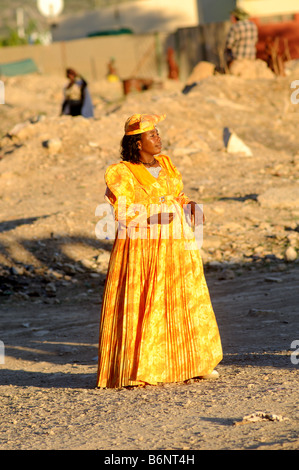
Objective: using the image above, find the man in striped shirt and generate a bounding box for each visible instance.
[225,7,258,68]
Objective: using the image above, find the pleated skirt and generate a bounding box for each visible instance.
[96,222,223,388]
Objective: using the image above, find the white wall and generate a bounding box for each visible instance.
[237,0,299,17]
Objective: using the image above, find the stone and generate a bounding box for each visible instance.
[8,120,35,139]
[229,59,275,79]
[185,61,215,85]
[258,186,299,209]
[45,282,56,294]
[88,141,100,148]
[218,268,235,280]
[264,276,282,283]
[62,263,76,274]
[43,138,62,153]
[284,246,297,262]
[248,308,281,317]
[10,266,24,275]
[96,251,111,265]
[223,127,253,157]
[234,412,286,426]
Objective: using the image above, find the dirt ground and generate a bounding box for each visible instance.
[0,70,299,451]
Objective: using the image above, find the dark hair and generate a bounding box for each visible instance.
[120,134,141,163]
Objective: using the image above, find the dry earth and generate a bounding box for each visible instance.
[0,69,299,451]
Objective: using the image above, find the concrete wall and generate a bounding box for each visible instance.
[197,0,236,24]
[238,0,299,17]
[0,33,169,80]
[196,0,299,24]
[52,0,199,41]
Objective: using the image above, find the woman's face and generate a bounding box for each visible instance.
[67,71,76,82]
[139,128,162,157]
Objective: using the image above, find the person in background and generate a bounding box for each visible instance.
[167,47,179,80]
[61,68,94,118]
[107,57,119,82]
[225,7,258,70]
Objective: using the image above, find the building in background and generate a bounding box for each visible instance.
[196,0,236,24]
[52,0,200,41]
[196,0,299,24]
[1,0,299,81]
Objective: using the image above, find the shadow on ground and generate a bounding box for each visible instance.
[0,228,298,389]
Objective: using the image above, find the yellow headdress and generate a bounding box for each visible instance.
[124,113,166,135]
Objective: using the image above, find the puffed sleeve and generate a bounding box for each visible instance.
[104,164,148,228]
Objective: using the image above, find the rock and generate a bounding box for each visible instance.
[8,120,35,139]
[207,261,222,269]
[223,127,253,157]
[33,329,50,336]
[185,61,215,85]
[45,282,56,295]
[217,268,235,280]
[287,232,299,246]
[80,259,95,269]
[285,59,299,75]
[10,266,24,275]
[264,276,282,283]
[88,141,100,148]
[234,412,286,426]
[43,138,62,153]
[258,186,299,209]
[248,308,281,317]
[284,246,297,262]
[96,251,111,265]
[229,59,275,79]
[62,263,76,274]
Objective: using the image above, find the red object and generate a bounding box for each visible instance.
[167,47,179,80]
[252,15,299,61]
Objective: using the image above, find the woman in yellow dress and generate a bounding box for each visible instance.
[96,113,222,388]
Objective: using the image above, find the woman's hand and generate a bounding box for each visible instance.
[189,201,205,226]
[147,212,175,225]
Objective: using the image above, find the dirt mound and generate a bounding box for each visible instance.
[1,73,298,277]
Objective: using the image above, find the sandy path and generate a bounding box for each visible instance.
[1,265,298,450]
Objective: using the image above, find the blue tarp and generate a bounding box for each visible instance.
[87,28,133,37]
[0,58,39,77]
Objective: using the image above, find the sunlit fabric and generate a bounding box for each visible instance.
[124,113,166,135]
[96,155,222,388]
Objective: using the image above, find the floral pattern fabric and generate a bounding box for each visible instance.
[96,155,222,388]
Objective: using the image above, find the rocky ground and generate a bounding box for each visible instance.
[0,68,299,451]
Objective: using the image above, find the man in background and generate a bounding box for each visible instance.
[225,7,258,71]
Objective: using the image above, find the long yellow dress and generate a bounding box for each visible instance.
[96,154,222,388]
